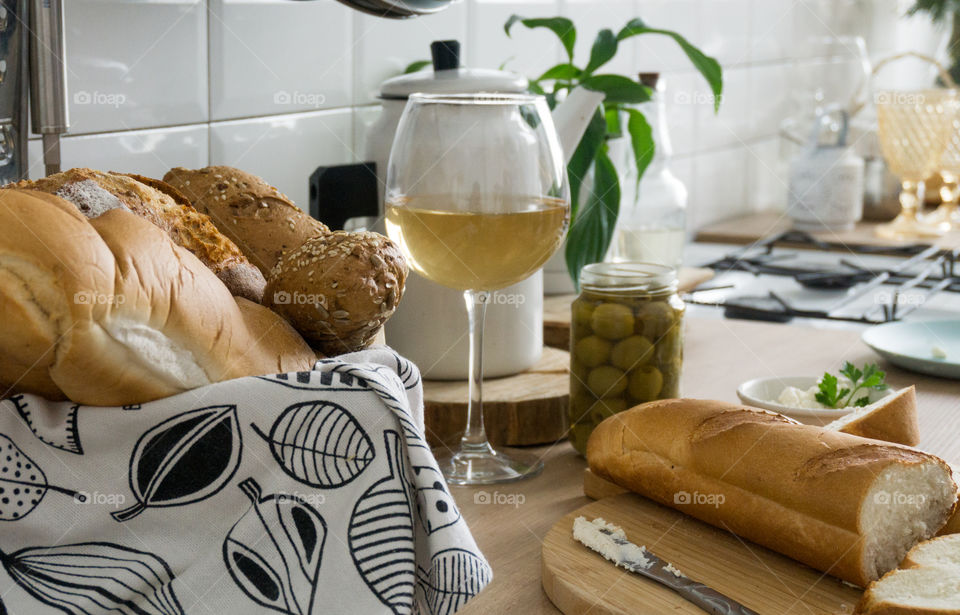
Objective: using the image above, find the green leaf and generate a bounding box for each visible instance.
[566,109,607,219]
[816,372,840,408]
[617,19,723,112]
[605,106,622,137]
[854,396,871,407]
[625,108,655,192]
[840,361,862,383]
[505,15,577,61]
[565,148,621,289]
[585,29,618,75]
[581,74,652,104]
[402,60,431,74]
[537,63,582,82]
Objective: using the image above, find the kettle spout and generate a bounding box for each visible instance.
[551,86,606,164]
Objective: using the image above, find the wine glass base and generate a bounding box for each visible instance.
[923,205,960,232]
[436,445,545,485]
[875,213,944,240]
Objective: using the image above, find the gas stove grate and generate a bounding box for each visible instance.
[688,230,960,324]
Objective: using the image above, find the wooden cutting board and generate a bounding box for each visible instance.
[541,489,862,615]
[423,347,568,447]
[543,267,716,349]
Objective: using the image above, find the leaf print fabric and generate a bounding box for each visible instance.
[0,346,490,614]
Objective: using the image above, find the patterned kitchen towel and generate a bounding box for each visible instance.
[0,346,492,615]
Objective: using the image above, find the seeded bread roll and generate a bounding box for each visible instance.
[263,231,407,355]
[8,168,266,302]
[162,166,329,275]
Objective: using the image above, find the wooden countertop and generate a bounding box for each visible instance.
[450,317,960,614]
[693,211,960,250]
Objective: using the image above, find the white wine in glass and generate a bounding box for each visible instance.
[385,93,569,485]
[875,88,958,239]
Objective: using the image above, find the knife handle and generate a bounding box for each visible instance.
[673,577,760,615]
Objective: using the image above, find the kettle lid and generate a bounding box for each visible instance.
[380,39,528,100]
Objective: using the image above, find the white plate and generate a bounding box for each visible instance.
[736,376,894,425]
[862,320,960,380]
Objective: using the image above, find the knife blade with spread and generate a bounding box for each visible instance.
[572,516,760,615]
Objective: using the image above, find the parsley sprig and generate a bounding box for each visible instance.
[815,362,888,409]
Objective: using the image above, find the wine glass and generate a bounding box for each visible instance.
[926,112,960,231]
[385,93,569,484]
[874,88,958,240]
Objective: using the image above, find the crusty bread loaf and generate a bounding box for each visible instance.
[8,168,266,302]
[0,189,316,405]
[826,386,920,446]
[263,231,407,355]
[857,534,960,614]
[587,398,958,587]
[162,166,328,275]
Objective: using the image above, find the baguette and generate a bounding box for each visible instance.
[586,398,958,587]
[857,534,960,614]
[7,168,266,302]
[0,189,316,405]
[825,386,920,446]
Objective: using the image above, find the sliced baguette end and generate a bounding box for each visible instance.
[827,386,920,447]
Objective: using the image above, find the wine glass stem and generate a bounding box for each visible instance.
[901,179,924,221]
[941,171,960,207]
[461,290,492,452]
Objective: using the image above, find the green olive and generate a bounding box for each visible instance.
[636,301,676,340]
[568,392,596,423]
[587,365,627,398]
[628,365,664,401]
[572,299,596,326]
[569,360,591,396]
[569,422,594,456]
[610,335,655,371]
[655,326,683,363]
[591,302,635,340]
[589,398,628,425]
[659,358,682,397]
[574,335,612,368]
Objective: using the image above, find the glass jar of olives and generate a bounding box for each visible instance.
[568,263,685,455]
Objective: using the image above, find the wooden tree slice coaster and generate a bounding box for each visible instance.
[423,347,569,448]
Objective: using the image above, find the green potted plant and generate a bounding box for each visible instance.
[503,16,722,288]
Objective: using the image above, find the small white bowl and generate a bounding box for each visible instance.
[736,376,896,425]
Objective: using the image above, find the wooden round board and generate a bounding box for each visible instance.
[423,347,568,447]
[543,267,716,349]
[541,492,862,614]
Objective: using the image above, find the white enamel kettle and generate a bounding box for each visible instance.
[360,40,603,379]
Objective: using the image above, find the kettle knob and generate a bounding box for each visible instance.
[431,40,460,71]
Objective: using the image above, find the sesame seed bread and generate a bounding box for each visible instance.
[263,231,407,356]
[586,399,958,587]
[162,166,329,275]
[7,168,266,303]
[0,189,316,405]
[164,166,410,354]
[856,534,960,614]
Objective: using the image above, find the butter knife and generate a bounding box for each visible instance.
[572,516,759,615]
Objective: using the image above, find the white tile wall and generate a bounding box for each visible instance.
[43,0,945,226]
[209,109,354,207]
[63,1,208,135]
[208,0,353,120]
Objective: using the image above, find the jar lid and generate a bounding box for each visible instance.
[580,262,678,293]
